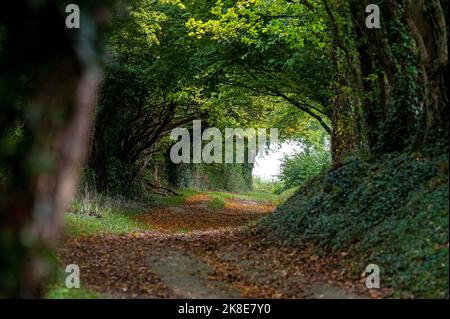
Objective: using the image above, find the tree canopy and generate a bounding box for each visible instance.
[0,0,447,298]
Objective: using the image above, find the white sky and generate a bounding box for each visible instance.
[252,141,304,181]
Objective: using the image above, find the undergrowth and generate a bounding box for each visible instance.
[65,189,153,236]
[262,153,449,298]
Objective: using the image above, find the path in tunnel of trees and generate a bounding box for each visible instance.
[1,0,447,298]
[59,193,382,299]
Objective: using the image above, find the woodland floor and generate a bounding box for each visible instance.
[56,193,381,299]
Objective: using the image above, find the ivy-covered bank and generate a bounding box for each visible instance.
[263,153,449,298]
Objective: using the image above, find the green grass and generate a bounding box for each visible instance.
[46,286,102,299]
[45,260,103,299]
[273,187,299,205]
[65,210,151,236]
[65,190,154,236]
[147,189,199,206]
[208,190,279,203]
[207,197,226,210]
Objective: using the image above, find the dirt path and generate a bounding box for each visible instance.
[59,194,368,299]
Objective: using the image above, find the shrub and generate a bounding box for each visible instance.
[279,145,331,190]
[252,176,283,194]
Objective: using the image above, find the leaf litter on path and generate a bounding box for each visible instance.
[58,194,380,298]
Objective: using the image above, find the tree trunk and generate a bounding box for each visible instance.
[405,0,449,151]
[0,1,109,298]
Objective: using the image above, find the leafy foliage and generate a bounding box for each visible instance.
[252,176,283,194]
[1,0,448,299]
[264,153,449,297]
[186,0,334,135]
[279,144,331,190]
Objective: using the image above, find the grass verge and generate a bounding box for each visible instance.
[208,190,279,204]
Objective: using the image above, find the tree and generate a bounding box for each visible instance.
[326,0,448,156]
[0,1,113,297]
[89,0,206,195]
[188,0,449,161]
[187,0,334,136]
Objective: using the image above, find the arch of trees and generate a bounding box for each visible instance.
[0,0,447,297]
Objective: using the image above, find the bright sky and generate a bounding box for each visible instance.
[252,140,304,181]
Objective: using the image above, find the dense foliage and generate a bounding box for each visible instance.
[279,144,331,190]
[264,153,449,297]
[0,0,448,298]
